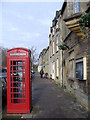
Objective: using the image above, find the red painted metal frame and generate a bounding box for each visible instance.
[7,48,32,113]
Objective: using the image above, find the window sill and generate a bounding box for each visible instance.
[76,78,86,81]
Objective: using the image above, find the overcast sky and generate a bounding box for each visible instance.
[2,2,63,55]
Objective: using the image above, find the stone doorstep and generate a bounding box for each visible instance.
[5,113,34,119]
[6,113,21,116]
[21,114,33,119]
[2,113,21,119]
[21,105,40,119]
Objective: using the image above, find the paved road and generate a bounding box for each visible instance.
[3,72,88,119]
[26,72,88,118]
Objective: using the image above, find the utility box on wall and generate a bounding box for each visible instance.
[7,48,32,113]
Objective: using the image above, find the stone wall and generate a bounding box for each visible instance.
[63,32,88,109]
[87,31,90,111]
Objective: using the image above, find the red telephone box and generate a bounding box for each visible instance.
[7,48,32,113]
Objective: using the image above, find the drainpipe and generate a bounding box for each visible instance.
[62,50,63,87]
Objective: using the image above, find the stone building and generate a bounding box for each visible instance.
[38,48,47,73]
[39,0,89,110]
[48,0,89,109]
[44,46,49,77]
[49,10,61,82]
[38,47,50,76]
[61,1,89,109]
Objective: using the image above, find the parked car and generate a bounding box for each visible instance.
[0,68,7,104]
[1,77,7,99]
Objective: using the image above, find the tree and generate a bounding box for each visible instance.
[30,46,38,69]
[2,47,7,67]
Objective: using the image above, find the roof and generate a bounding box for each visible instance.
[39,48,47,58]
[61,1,67,15]
[86,1,90,13]
[7,47,30,52]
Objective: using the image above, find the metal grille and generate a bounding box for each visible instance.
[10,60,25,103]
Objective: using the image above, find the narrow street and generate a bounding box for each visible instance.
[1,1,90,119]
[2,72,88,119]
[22,72,88,119]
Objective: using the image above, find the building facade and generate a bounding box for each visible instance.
[44,46,49,76]
[62,1,89,109]
[38,47,49,76]
[49,1,89,109]
[38,48,47,73]
[39,0,90,110]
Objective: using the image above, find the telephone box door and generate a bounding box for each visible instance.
[7,59,30,113]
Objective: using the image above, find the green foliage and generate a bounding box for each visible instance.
[78,12,90,37]
[59,42,69,50]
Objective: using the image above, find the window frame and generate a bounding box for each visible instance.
[76,59,83,80]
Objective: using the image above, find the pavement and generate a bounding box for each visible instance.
[25,72,88,119]
[2,72,88,119]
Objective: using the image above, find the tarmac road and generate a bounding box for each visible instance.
[28,72,88,118]
[2,72,88,119]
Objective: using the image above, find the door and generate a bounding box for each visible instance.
[9,59,28,112]
[52,62,55,80]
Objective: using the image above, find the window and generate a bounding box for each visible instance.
[57,59,59,77]
[73,0,80,13]
[10,60,25,103]
[53,41,55,54]
[76,57,87,80]
[56,35,58,44]
[56,35,59,51]
[60,35,62,42]
[56,22,58,29]
[53,28,54,35]
[76,59,83,80]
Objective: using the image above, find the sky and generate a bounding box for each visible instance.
[2,2,64,56]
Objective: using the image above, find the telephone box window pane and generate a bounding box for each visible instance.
[76,61,83,80]
[23,78,25,82]
[10,60,25,103]
[11,66,12,70]
[17,66,22,70]
[12,93,23,98]
[23,72,25,78]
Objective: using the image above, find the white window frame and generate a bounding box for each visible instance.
[76,57,87,80]
[53,41,55,54]
[53,28,54,35]
[56,35,59,52]
[83,57,87,80]
[57,59,59,77]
